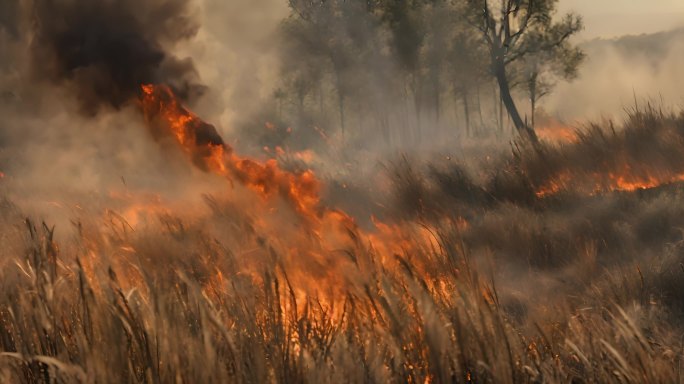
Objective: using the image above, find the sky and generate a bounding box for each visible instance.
[557,0,684,39]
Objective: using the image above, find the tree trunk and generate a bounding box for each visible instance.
[476,85,484,134]
[318,83,324,116]
[492,54,538,143]
[493,80,503,134]
[434,84,440,125]
[414,93,422,144]
[492,80,501,134]
[381,107,390,145]
[338,92,345,139]
[412,75,422,145]
[335,71,345,139]
[531,95,536,130]
[529,73,538,129]
[499,93,504,134]
[461,89,471,138]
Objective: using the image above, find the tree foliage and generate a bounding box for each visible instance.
[262,0,584,148]
[464,0,583,142]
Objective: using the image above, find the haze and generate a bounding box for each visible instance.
[558,0,684,39]
[2,1,684,382]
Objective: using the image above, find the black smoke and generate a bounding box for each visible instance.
[0,0,19,38]
[30,0,202,114]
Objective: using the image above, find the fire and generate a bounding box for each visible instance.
[107,190,169,228]
[136,83,447,301]
[138,84,366,298]
[140,84,228,175]
[535,111,578,144]
[609,173,660,191]
[536,125,578,144]
[535,168,684,198]
[535,171,573,198]
[531,110,684,198]
[608,172,684,192]
[140,84,323,221]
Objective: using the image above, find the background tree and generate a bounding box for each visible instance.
[379,0,428,142]
[448,28,489,137]
[263,0,585,152]
[516,17,584,128]
[465,0,583,142]
[284,0,382,139]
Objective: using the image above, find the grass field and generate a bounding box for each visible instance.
[1,108,684,383]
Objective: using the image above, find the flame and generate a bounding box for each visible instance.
[609,172,684,192]
[140,84,323,220]
[535,111,578,144]
[107,190,170,228]
[536,124,578,144]
[140,84,228,175]
[609,173,659,191]
[139,84,370,298]
[136,84,452,303]
[535,168,684,198]
[535,171,573,198]
[531,112,684,197]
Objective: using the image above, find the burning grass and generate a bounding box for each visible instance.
[1,96,684,382]
[0,204,682,383]
[523,106,684,198]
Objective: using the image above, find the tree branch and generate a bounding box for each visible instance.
[505,3,533,48]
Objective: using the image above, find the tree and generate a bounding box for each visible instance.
[448,28,489,137]
[465,0,583,143]
[423,1,457,126]
[380,0,428,142]
[516,18,584,128]
[284,0,384,139]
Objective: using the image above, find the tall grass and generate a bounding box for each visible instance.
[1,108,684,382]
[0,210,681,383]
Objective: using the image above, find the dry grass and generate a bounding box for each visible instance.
[1,109,684,383]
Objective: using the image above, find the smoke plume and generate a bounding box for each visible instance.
[30,0,202,114]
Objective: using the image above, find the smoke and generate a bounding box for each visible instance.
[0,0,201,231]
[0,0,290,203]
[29,0,202,114]
[0,0,19,38]
[175,0,289,134]
[544,28,684,120]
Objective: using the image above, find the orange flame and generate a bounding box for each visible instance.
[135,84,457,303]
[535,168,684,198]
[140,84,322,220]
[535,111,578,144]
[535,171,573,198]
